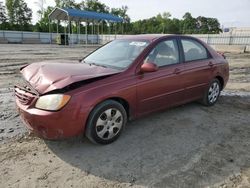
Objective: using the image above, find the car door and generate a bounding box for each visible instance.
[136,38,185,117]
[180,37,215,102]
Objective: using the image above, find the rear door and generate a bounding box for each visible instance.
[179,37,215,102]
[136,38,185,116]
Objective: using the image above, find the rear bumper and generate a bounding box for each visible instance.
[16,99,89,140]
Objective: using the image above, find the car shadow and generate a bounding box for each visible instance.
[45,97,250,187]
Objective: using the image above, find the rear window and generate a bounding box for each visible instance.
[181,39,208,62]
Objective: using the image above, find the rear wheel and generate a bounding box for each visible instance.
[202,79,221,106]
[86,100,127,144]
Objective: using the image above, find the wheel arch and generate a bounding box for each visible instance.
[215,75,224,90]
[85,96,131,131]
[108,97,131,119]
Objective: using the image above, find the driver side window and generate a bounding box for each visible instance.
[144,39,180,67]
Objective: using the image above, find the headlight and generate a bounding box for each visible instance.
[35,94,71,111]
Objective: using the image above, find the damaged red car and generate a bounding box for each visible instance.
[15,35,229,144]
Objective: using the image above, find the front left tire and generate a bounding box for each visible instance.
[85,100,127,145]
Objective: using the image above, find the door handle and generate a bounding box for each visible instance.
[208,62,214,67]
[174,68,181,74]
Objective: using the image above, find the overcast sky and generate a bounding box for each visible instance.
[3,0,250,27]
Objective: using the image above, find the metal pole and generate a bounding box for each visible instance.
[92,21,94,45]
[68,16,71,46]
[97,22,100,44]
[63,22,67,46]
[108,22,111,42]
[115,22,117,39]
[121,22,124,35]
[71,21,74,46]
[49,19,51,45]
[102,21,104,44]
[56,20,59,45]
[57,20,59,34]
[78,21,81,45]
[85,21,88,47]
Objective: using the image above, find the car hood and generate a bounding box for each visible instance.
[21,60,121,94]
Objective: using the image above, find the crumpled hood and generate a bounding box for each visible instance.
[21,60,121,94]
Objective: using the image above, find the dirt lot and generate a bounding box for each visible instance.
[0,44,250,188]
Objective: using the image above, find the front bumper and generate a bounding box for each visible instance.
[16,98,88,140]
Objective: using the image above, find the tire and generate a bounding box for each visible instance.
[202,78,221,106]
[85,100,127,145]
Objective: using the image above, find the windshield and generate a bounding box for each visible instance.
[83,40,149,69]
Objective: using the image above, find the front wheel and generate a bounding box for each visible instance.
[85,100,127,145]
[202,79,221,106]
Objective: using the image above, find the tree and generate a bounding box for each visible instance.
[5,0,32,30]
[203,17,221,33]
[82,0,110,34]
[84,0,109,13]
[5,0,15,24]
[0,1,7,24]
[0,1,7,30]
[181,12,198,34]
[129,11,221,35]
[111,6,130,33]
[156,12,172,33]
[55,0,79,9]
[35,0,46,20]
[35,6,52,32]
[111,5,129,21]
[16,0,32,28]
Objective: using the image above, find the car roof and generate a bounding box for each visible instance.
[120,34,179,42]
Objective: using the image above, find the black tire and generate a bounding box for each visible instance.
[202,78,221,106]
[85,100,127,145]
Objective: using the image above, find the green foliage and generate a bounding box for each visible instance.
[0,0,222,35]
[55,0,78,8]
[0,1,7,23]
[196,16,221,34]
[36,0,46,21]
[181,12,197,34]
[5,0,32,31]
[84,0,109,13]
[129,12,221,34]
[34,6,60,32]
[0,1,7,30]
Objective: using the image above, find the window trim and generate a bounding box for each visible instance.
[179,37,212,63]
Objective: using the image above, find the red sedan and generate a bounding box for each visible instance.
[15,35,229,144]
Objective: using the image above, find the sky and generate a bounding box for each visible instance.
[3,0,250,27]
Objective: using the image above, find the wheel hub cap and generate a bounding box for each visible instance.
[96,108,123,140]
[208,82,220,103]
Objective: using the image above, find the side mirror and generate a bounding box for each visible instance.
[140,62,158,73]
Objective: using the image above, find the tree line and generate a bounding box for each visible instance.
[0,0,222,34]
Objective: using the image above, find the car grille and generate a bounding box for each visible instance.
[15,79,39,105]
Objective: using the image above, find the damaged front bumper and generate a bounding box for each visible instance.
[15,95,88,140]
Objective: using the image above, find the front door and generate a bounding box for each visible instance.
[136,38,185,117]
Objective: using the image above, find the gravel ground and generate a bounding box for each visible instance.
[0,44,250,188]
